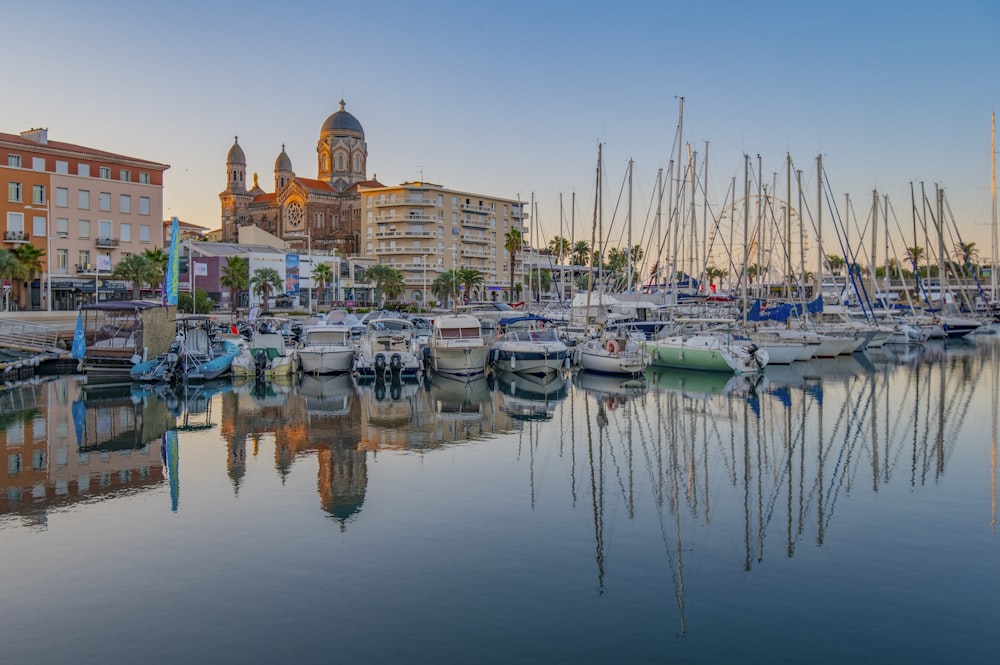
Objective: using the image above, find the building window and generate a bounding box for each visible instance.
[56,217,69,236]
[120,223,131,242]
[98,167,111,179]
[78,250,90,270]
[32,184,46,204]
[56,249,68,274]
[337,154,344,171]
[99,192,111,211]
[139,224,150,242]
[99,220,112,240]
[139,172,150,185]
[78,189,90,209]
[7,181,21,202]
[119,194,131,214]
[78,164,90,177]
[32,157,45,171]
[8,453,22,475]
[139,196,150,215]
[7,154,21,168]
[353,154,361,171]
[33,216,46,237]
[55,187,68,207]
[119,169,130,182]
[55,160,68,174]
[79,220,90,238]
[6,212,24,233]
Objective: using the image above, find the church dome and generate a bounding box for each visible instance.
[275,145,292,172]
[321,100,364,137]
[227,136,246,165]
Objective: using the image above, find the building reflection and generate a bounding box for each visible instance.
[0,377,171,528]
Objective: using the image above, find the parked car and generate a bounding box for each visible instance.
[274,295,293,308]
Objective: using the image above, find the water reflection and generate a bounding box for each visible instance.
[3,338,997,562]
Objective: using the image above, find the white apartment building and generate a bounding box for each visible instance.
[358,181,528,304]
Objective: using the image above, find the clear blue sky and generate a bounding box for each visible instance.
[4,0,997,261]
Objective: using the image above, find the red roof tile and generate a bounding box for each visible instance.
[0,131,169,169]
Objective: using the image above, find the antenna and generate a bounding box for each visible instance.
[417,165,424,181]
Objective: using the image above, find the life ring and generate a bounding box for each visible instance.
[606,339,620,354]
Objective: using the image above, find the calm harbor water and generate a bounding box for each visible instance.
[1,339,998,664]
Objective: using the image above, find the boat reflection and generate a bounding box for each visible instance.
[494,370,568,421]
[647,367,767,399]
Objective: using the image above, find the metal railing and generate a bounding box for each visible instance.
[0,317,61,351]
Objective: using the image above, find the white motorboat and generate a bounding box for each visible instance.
[490,315,569,378]
[297,324,356,374]
[353,317,423,381]
[231,319,299,379]
[427,314,489,379]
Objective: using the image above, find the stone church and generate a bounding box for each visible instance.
[219,100,382,254]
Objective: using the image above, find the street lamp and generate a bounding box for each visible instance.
[24,200,52,311]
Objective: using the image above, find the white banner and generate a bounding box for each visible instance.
[194,262,208,276]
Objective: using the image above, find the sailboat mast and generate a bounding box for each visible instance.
[627,158,634,292]
[585,143,601,330]
[702,141,710,298]
[992,111,997,305]
[559,192,564,302]
[786,154,792,301]
[871,189,879,307]
[742,154,750,327]
[816,155,824,304]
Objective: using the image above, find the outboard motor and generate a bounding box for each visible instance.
[746,343,764,370]
[374,353,387,379]
[390,375,402,400]
[254,348,269,379]
[389,352,402,377]
[164,340,184,384]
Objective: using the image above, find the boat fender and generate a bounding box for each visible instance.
[653,348,659,361]
[606,339,619,354]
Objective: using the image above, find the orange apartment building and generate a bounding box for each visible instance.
[1,128,169,310]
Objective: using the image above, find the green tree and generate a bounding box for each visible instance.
[457,268,484,299]
[746,264,765,284]
[548,236,571,263]
[220,256,250,314]
[705,265,728,290]
[824,254,845,276]
[250,267,282,308]
[12,244,44,306]
[528,269,552,300]
[571,240,591,266]
[312,262,334,306]
[142,247,168,288]
[504,227,523,301]
[362,263,402,305]
[112,253,157,297]
[0,250,28,311]
[432,270,461,303]
[380,269,405,303]
[178,287,213,314]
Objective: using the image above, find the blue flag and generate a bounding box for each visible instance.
[71,311,86,359]
[72,398,86,448]
[161,430,180,512]
[164,216,180,307]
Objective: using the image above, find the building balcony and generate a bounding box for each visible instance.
[461,248,492,258]
[96,237,119,248]
[460,218,491,229]
[373,214,441,224]
[461,234,491,244]
[460,203,492,214]
[373,247,439,256]
[4,231,30,244]
[374,230,439,239]
[372,198,441,208]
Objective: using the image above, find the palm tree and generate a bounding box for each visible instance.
[250,267,281,308]
[906,246,925,273]
[13,244,44,306]
[824,254,846,276]
[548,236,571,264]
[312,262,334,307]
[0,250,28,311]
[457,268,484,300]
[112,254,157,298]
[504,227,523,302]
[528,268,552,300]
[220,256,250,314]
[746,264,765,284]
[571,240,591,266]
[380,270,405,304]
[705,265,728,293]
[432,270,461,304]
[143,247,168,290]
[362,263,400,306]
